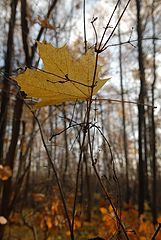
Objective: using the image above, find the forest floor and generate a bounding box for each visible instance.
[2,198,161,240]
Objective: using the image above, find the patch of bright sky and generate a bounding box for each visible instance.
[69,0,115,45]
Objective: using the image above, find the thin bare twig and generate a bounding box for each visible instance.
[83,0,87,53]
[91,17,98,50]
[105,37,161,49]
[49,122,82,140]
[151,223,161,240]
[96,98,157,109]
[22,101,73,239]
[98,0,121,50]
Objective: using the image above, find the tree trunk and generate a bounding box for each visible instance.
[84,151,91,221]
[62,104,69,182]
[118,3,130,203]
[151,0,157,225]
[135,0,146,215]
[21,0,31,66]
[0,0,18,163]
[0,94,23,238]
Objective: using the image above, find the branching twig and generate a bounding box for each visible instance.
[49,122,83,140]
[100,0,132,52]
[98,0,121,50]
[105,37,161,49]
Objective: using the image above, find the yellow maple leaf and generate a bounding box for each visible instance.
[15,42,109,108]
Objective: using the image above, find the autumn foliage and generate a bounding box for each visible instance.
[99,204,161,240]
[2,190,161,240]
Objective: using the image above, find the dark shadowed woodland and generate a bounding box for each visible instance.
[0,0,161,239]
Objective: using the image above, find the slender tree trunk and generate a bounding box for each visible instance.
[151,0,157,225]
[48,106,53,177]
[0,0,18,163]
[1,94,23,214]
[99,101,112,179]
[62,104,69,182]
[79,160,84,207]
[143,114,150,203]
[118,3,130,203]
[0,94,23,238]
[84,151,91,221]
[135,0,146,215]
[15,120,26,180]
[21,0,31,66]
